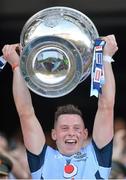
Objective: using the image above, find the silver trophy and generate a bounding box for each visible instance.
[20,6,99,98]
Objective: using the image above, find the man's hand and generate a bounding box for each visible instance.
[2,44,21,67]
[102,35,118,57]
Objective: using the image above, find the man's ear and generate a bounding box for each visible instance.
[84,128,88,140]
[51,129,56,141]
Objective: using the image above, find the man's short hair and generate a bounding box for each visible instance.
[54,104,83,125]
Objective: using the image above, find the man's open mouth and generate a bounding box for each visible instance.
[65,139,77,144]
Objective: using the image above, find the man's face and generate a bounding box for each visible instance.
[52,114,88,156]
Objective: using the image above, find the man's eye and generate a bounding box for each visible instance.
[62,127,67,129]
[75,127,80,130]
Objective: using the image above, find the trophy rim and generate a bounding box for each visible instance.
[20,6,99,47]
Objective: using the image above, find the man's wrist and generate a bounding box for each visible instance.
[103,55,114,63]
[12,63,19,71]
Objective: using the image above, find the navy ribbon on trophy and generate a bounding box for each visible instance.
[90,39,106,97]
[0,56,6,72]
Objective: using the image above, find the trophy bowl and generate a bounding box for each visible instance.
[20,6,99,98]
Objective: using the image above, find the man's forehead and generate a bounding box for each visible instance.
[58,114,82,119]
[57,114,84,124]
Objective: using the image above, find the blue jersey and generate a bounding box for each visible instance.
[27,139,113,179]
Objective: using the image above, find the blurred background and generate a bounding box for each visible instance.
[0,0,126,138]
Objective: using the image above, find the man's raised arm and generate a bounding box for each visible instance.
[2,44,46,155]
[93,35,118,148]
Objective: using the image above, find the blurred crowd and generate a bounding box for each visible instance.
[0,117,126,179]
[109,117,126,179]
[0,130,31,179]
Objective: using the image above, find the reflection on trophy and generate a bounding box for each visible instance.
[20,6,99,98]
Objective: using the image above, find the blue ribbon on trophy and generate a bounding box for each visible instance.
[90,39,106,97]
[0,56,6,72]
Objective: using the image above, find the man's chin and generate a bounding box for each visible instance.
[64,147,79,156]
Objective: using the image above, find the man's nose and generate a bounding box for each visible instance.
[68,128,75,135]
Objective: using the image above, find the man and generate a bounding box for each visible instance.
[2,35,118,179]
